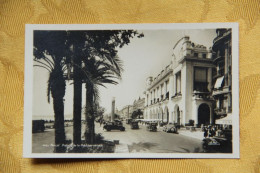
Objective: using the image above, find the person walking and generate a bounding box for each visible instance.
[204,128,208,138]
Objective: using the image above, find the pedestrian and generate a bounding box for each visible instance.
[201,124,205,132]
[204,128,208,138]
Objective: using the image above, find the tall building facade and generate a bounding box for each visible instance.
[212,29,232,124]
[133,97,145,112]
[144,36,215,127]
[120,105,133,119]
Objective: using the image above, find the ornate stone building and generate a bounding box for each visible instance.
[133,97,145,112]
[144,36,215,127]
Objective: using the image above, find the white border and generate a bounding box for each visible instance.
[23,23,239,158]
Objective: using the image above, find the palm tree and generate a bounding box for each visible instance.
[67,30,143,145]
[34,31,68,152]
[82,56,123,143]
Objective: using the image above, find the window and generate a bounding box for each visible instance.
[194,53,198,57]
[176,72,181,94]
[165,81,169,93]
[194,67,208,92]
[203,54,207,59]
[217,61,225,76]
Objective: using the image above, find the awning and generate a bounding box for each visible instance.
[214,76,224,89]
[143,119,161,122]
[215,114,232,125]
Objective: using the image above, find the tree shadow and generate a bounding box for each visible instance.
[128,142,158,152]
[179,147,202,153]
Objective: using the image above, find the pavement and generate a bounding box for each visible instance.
[114,143,129,153]
[178,129,204,140]
[98,122,203,153]
[32,122,204,153]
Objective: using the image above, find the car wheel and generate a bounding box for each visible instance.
[202,142,208,152]
[106,128,111,131]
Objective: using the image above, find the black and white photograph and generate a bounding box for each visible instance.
[23,23,239,158]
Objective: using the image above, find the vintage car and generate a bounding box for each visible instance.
[130,121,139,129]
[163,123,178,133]
[159,121,167,127]
[126,118,132,124]
[103,121,125,131]
[146,122,157,132]
[202,137,232,153]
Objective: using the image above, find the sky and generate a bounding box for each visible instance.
[33,29,217,118]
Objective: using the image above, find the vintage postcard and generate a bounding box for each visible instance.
[23,23,239,158]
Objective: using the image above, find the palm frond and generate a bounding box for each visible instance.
[33,65,52,72]
[34,59,53,71]
[47,73,52,103]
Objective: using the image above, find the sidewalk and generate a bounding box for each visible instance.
[114,143,129,153]
[178,129,204,140]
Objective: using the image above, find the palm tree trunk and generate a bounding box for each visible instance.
[73,55,82,146]
[53,96,66,152]
[51,64,66,153]
[85,84,95,144]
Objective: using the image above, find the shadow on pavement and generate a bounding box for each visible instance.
[128,142,158,152]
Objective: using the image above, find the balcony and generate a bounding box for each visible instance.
[193,91,211,100]
[171,92,182,99]
[213,56,224,64]
[161,94,164,101]
[214,108,227,116]
[213,29,231,45]
[212,86,230,96]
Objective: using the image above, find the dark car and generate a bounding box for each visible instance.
[202,137,232,153]
[32,120,45,133]
[126,118,132,124]
[130,121,139,129]
[147,122,157,132]
[159,121,167,127]
[163,123,178,133]
[103,121,125,131]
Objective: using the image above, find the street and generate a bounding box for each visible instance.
[96,122,203,153]
[32,122,203,153]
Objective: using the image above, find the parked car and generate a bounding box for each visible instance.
[32,120,45,133]
[147,122,157,132]
[163,123,178,133]
[202,137,232,153]
[103,121,125,131]
[159,121,167,127]
[130,121,139,129]
[126,118,132,124]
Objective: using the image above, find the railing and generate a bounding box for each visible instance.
[214,108,227,115]
[212,86,230,96]
[213,56,224,63]
[193,91,211,99]
[149,65,173,88]
[171,92,182,99]
[213,29,231,44]
[161,95,164,101]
